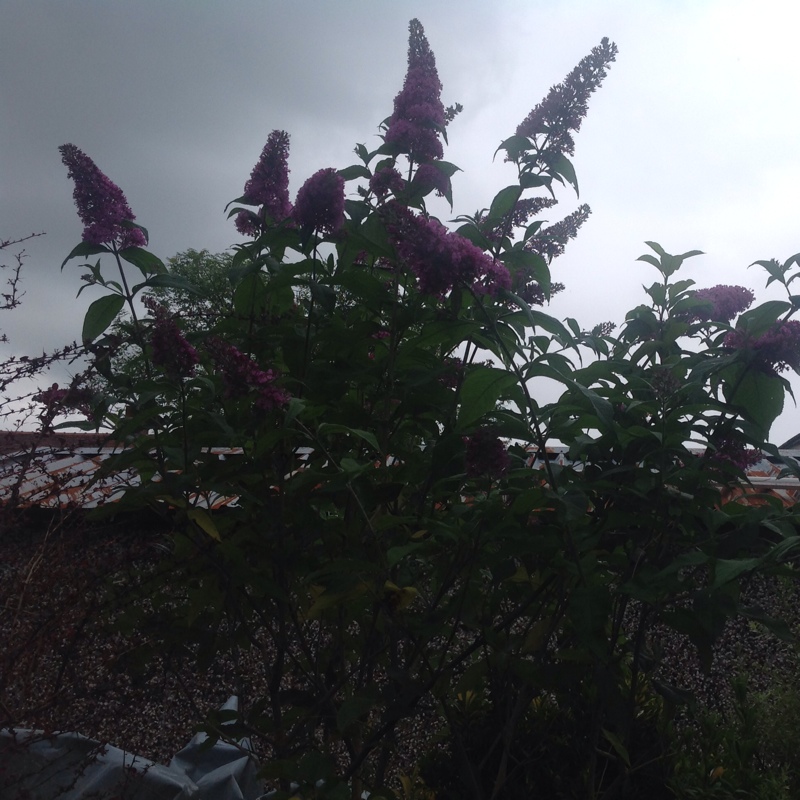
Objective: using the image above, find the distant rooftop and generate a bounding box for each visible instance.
[1,431,798,511]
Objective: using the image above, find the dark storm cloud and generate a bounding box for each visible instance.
[2,0,800,439]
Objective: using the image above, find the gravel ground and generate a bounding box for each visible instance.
[2,510,799,772]
[0,510,240,764]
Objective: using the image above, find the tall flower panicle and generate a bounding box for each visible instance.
[384,19,446,163]
[692,285,754,323]
[514,280,565,307]
[724,319,800,373]
[525,204,591,261]
[369,166,406,201]
[208,338,289,412]
[59,144,146,249]
[293,168,345,236]
[516,38,617,157]
[481,197,558,246]
[143,296,199,379]
[235,130,292,236]
[706,437,762,471]
[389,206,510,297]
[465,427,511,479]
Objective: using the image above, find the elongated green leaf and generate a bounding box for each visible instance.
[601,729,631,768]
[61,241,110,269]
[550,153,579,197]
[487,185,523,222]
[493,134,532,161]
[187,508,221,541]
[141,273,203,295]
[336,693,377,733]
[338,164,371,181]
[519,173,552,190]
[500,290,573,342]
[119,247,166,276]
[713,556,761,588]
[568,381,615,430]
[501,249,550,295]
[233,271,269,317]
[317,423,380,453]
[724,367,784,438]
[736,300,792,337]
[82,294,125,343]
[458,366,517,427]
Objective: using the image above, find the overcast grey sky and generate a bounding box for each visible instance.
[3,0,800,441]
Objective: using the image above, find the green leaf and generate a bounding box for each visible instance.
[119,247,166,276]
[751,258,788,288]
[336,693,376,733]
[487,185,523,222]
[82,294,125,343]
[317,423,381,453]
[550,153,579,197]
[187,508,221,541]
[338,164,371,181]
[430,160,461,178]
[639,242,703,277]
[297,751,335,783]
[500,291,573,342]
[500,250,550,296]
[140,273,203,295]
[494,134,532,162]
[233,271,269,317]
[458,366,518,427]
[601,728,631,768]
[713,557,762,588]
[61,241,111,269]
[724,367,784,438]
[568,381,615,430]
[736,300,792,337]
[519,173,552,190]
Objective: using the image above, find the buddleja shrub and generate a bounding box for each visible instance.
[52,19,800,800]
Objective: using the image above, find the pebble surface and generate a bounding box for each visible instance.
[2,515,798,769]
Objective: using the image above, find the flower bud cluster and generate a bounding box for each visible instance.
[384,19,446,164]
[207,338,289,412]
[465,427,510,479]
[692,285,754,323]
[706,437,762,471]
[369,167,406,201]
[389,205,510,297]
[59,144,146,249]
[143,296,199,380]
[516,38,618,158]
[724,319,800,373]
[292,168,346,235]
[235,130,293,236]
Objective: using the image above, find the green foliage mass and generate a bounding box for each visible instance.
[53,20,800,800]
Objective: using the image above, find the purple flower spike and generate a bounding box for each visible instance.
[293,168,345,235]
[724,319,800,373]
[516,38,617,157]
[465,427,510,479]
[389,206,510,297]
[236,130,292,236]
[59,144,146,249]
[143,296,199,380]
[370,166,406,200]
[208,338,289,412]
[692,285,754,323]
[384,19,446,163]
